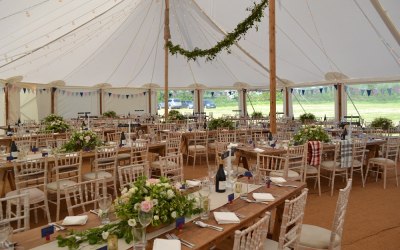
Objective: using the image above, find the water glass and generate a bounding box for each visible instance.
[97,194,112,224]
[0,145,7,155]
[199,179,211,198]
[0,222,12,248]
[235,182,248,199]
[132,226,146,250]
[200,196,210,220]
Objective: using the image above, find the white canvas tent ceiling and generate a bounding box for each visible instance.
[0,0,399,89]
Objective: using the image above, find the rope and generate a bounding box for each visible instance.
[345,87,362,121]
[292,92,307,113]
[246,91,256,115]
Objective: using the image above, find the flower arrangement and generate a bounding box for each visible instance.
[293,125,330,145]
[208,117,234,130]
[42,114,70,133]
[57,177,201,249]
[370,117,393,130]
[299,113,316,124]
[167,110,186,121]
[114,177,201,227]
[251,111,263,119]
[62,130,102,152]
[103,110,118,118]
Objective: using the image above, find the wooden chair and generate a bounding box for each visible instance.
[6,158,51,224]
[320,141,349,196]
[297,179,352,250]
[1,193,30,233]
[83,146,118,197]
[152,153,184,183]
[107,132,122,144]
[285,143,308,181]
[64,179,107,216]
[36,130,54,148]
[130,140,149,164]
[47,152,82,221]
[232,212,271,250]
[365,141,399,189]
[118,162,149,189]
[257,154,300,181]
[265,188,309,249]
[304,141,323,196]
[349,139,367,185]
[187,131,209,168]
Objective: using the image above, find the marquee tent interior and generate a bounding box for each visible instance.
[0,0,399,122]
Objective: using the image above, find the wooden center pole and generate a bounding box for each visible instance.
[148,89,151,114]
[269,0,277,134]
[5,83,9,125]
[164,0,170,120]
[99,89,103,115]
[51,87,55,114]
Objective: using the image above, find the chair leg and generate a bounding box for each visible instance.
[56,192,60,221]
[364,163,370,187]
[360,166,365,188]
[394,165,399,187]
[45,200,51,223]
[330,173,335,196]
[383,167,387,189]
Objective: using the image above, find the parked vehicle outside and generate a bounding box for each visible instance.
[203,99,216,109]
[181,100,194,109]
[168,98,182,109]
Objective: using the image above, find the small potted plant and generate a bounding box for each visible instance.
[299,113,316,124]
[103,110,118,118]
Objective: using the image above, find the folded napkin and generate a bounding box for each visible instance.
[213,212,240,224]
[253,193,275,202]
[229,143,239,147]
[186,180,201,187]
[253,148,265,153]
[270,177,286,183]
[62,215,88,226]
[153,239,181,250]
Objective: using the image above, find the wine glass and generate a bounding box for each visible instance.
[97,194,112,224]
[199,178,211,198]
[138,209,153,228]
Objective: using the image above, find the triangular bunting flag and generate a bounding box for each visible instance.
[126,94,129,99]
[301,89,305,95]
[387,88,392,95]
[319,88,323,94]
[80,92,83,97]
[23,88,26,93]
[366,89,371,96]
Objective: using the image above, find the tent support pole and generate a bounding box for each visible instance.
[51,87,55,114]
[148,89,151,114]
[99,89,103,115]
[285,87,289,116]
[164,0,170,120]
[269,0,277,134]
[371,0,400,46]
[242,89,247,117]
[337,83,343,121]
[5,83,9,125]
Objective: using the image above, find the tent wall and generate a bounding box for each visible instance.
[102,88,148,116]
[20,91,39,122]
[0,84,5,128]
[9,86,20,124]
[56,88,99,119]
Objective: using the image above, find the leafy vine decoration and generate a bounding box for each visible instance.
[166,0,269,61]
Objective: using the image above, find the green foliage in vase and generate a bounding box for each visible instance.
[62,130,102,152]
[299,113,316,124]
[207,118,234,130]
[103,110,118,118]
[293,125,330,145]
[251,111,263,118]
[42,114,69,133]
[370,117,394,130]
[167,110,186,121]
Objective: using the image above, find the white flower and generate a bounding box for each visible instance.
[167,189,175,199]
[128,187,137,195]
[152,199,158,206]
[128,218,137,227]
[134,203,140,210]
[98,209,104,217]
[154,215,159,220]
[102,231,109,240]
[171,211,177,219]
[121,187,128,195]
[79,136,84,140]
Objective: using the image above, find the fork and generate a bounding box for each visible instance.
[166,233,195,248]
[272,183,298,188]
[219,208,246,218]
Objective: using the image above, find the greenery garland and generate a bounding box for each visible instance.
[167,0,269,61]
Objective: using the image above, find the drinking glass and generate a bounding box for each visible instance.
[0,145,7,155]
[199,179,211,198]
[97,194,112,224]
[208,167,216,189]
[138,209,153,228]
[0,222,11,248]
[132,226,146,250]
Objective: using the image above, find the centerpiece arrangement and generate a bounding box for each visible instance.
[251,111,263,119]
[103,110,118,118]
[208,117,235,130]
[293,125,330,145]
[42,114,70,133]
[57,177,201,249]
[62,130,102,152]
[370,117,393,130]
[299,113,316,124]
[167,110,186,122]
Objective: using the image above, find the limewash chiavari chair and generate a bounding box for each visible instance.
[64,179,107,216]
[153,153,184,183]
[1,193,30,233]
[47,152,82,221]
[297,179,352,250]
[285,143,308,181]
[6,158,51,224]
[130,140,149,164]
[187,131,209,168]
[118,162,149,189]
[107,132,122,144]
[257,154,301,181]
[349,139,367,185]
[232,212,271,250]
[36,130,54,148]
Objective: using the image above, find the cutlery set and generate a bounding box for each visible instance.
[166,233,195,248]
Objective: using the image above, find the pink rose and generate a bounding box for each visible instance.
[140,200,153,212]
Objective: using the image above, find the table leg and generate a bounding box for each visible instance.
[272,203,285,241]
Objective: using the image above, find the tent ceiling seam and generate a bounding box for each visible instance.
[149,0,165,85]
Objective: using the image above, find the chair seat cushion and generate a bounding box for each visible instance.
[208,142,216,150]
[270,169,300,179]
[47,180,77,191]
[298,224,341,249]
[83,171,112,180]
[188,145,206,151]
[306,165,318,174]
[352,159,363,168]
[264,239,290,250]
[6,188,45,204]
[321,161,342,170]
[369,158,396,166]
[151,160,178,170]
[117,153,131,159]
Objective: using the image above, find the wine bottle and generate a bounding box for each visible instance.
[215,164,226,193]
[6,125,13,136]
[17,118,21,126]
[120,132,126,146]
[10,141,19,159]
[341,128,347,140]
[203,120,207,130]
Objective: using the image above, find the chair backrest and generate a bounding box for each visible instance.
[166,138,181,155]
[107,132,122,143]
[233,212,271,250]
[52,152,82,186]
[278,188,309,249]
[191,131,208,147]
[383,141,400,162]
[36,130,54,148]
[0,193,30,233]
[13,158,48,191]
[94,146,118,173]
[286,144,307,181]
[352,139,366,166]
[330,179,352,249]
[158,153,184,183]
[218,130,236,143]
[130,140,149,164]
[118,162,149,188]
[64,178,107,216]
[257,154,288,178]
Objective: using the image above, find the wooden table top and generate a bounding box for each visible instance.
[12,180,306,250]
